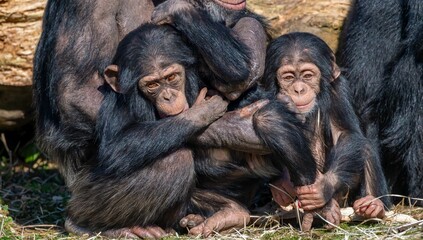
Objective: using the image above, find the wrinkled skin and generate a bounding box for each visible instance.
[353,195,386,219]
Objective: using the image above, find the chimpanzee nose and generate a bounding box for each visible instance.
[294,84,306,95]
[162,90,173,101]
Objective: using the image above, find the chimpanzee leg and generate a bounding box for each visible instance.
[66,149,195,238]
[184,191,250,237]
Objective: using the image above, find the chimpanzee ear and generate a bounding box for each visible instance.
[332,62,341,81]
[104,65,121,93]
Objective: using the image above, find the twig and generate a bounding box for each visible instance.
[395,219,423,233]
[0,133,12,162]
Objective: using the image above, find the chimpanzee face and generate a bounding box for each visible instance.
[138,63,189,118]
[276,58,321,114]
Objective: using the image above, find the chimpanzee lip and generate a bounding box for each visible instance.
[215,0,246,11]
[296,99,315,112]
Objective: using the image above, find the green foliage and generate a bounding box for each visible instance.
[18,143,40,163]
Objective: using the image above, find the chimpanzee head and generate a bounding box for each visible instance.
[263,32,341,116]
[104,23,200,119]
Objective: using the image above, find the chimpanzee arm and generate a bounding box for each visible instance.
[253,102,317,186]
[231,17,267,91]
[322,132,365,198]
[194,100,271,154]
[152,1,267,98]
[361,141,391,206]
[97,95,227,176]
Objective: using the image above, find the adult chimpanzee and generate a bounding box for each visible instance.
[262,32,390,230]
[64,24,317,238]
[337,0,423,205]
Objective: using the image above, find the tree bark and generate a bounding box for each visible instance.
[249,0,351,51]
[0,0,45,130]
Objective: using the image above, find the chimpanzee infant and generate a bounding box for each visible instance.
[263,32,390,230]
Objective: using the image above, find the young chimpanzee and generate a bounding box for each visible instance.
[65,23,228,239]
[262,32,390,231]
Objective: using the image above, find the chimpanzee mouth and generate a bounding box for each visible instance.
[159,103,189,118]
[215,0,246,11]
[296,99,315,113]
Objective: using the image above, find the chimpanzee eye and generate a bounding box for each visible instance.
[303,73,314,80]
[147,82,160,89]
[167,74,177,82]
[283,74,295,82]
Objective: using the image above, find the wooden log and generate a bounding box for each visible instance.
[0,0,45,130]
[249,0,352,51]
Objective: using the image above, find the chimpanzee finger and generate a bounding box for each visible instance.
[276,93,296,110]
[131,226,167,239]
[239,99,270,117]
[300,201,325,211]
[353,195,373,211]
[296,184,319,196]
[364,204,377,217]
[367,205,383,218]
[188,222,206,237]
[272,191,291,207]
[180,214,205,228]
[301,212,314,231]
[193,88,208,106]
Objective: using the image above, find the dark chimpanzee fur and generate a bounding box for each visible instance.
[33,0,162,186]
[262,32,390,230]
[66,23,229,238]
[337,0,423,205]
[65,24,318,238]
[33,0,317,237]
[152,0,268,101]
[32,0,275,236]
[33,0,269,190]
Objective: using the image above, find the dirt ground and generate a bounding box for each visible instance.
[248,0,351,50]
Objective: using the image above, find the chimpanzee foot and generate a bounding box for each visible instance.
[188,202,250,237]
[65,218,170,239]
[180,214,206,228]
[64,217,92,236]
[301,212,315,232]
[104,226,170,239]
[320,198,341,230]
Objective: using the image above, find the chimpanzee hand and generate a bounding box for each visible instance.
[152,0,193,25]
[184,88,228,127]
[321,198,341,229]
[277,93,305,122]
[296,172,336,211]
[353,195,386,219]
[193,99,270,153]
[270,168,296,207]
[301,198,341,231]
